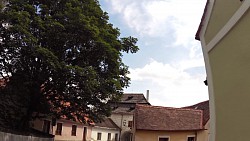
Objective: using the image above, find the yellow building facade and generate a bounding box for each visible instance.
[196,0,250,141]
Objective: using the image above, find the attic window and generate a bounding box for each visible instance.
[127,96,133,100]
[129,106,135,110]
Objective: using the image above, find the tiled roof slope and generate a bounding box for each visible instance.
[135,104,203,131]
[110,93,150,114]
[94,118,120,130]
[184,100,209,125]
[119,93,149,104]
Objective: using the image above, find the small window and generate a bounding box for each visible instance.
[97,132,102,140]
[55,123,62,135]
[115,133,119,141]
[42,120,50,134]
[107,133,111,141]
[159,137,169,141]
[128,121,133,127]
[187,137,195,141]
[71,125,77,136]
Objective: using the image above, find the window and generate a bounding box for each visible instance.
[107,133,111,141]
[97,132,102,140]
[83,127,87,141]
[128,121,133,127]
[55,123,62,135]
[71,125,77,136]
[115,133,119,141]
[42,120,50,134]
[187,137,195,141]
[159,137,169,141]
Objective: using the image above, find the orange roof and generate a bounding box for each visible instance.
[134,104,204,131]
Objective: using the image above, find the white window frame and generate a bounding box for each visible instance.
[187,135,196,141]
[158,136,170,141]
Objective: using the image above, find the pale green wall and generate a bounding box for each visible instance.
[204,0,241,44]
[209,8,250,141]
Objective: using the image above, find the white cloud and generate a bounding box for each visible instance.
[103,0,206,47]
[125,59,208,107]
[101,0,209,107]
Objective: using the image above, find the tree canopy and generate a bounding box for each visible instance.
[0,0,138,129]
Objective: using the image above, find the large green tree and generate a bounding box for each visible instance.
[0,0,138,129]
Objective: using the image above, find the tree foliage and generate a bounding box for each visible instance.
[0,0,138,129]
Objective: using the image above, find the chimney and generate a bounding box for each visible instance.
[146,90,149,102]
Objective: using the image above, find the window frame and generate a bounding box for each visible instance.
[97,132,102,140]
[115,133,119,141]
[187,135,196,141]
[55,122,63,135]
[158,136,170,141]
[128,121,133,127]
[107,133,111,141]
[71,124,77,136]
[42,120,51,134]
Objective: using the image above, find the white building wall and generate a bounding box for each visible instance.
[110,114,133,141]
[91,127,120,141]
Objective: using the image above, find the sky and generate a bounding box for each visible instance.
[99,0,209,108]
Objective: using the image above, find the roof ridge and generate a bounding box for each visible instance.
[136,104,203,112]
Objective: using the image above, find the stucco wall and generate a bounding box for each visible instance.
[208,6,250,141]
[91,127,119,141]
[134,130,197,141]
[54,121,84,141]
[110,113,133,140]
[204,0,241,44]
[196,121,210,141]
[33,119,92,141]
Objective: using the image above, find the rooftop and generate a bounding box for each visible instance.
[135,104,203,131]
[184,100,209,125]
[94,118,120,130]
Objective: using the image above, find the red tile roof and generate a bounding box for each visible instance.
[94,118,120,130]
[135,104,204,131]
[184,100,209,125]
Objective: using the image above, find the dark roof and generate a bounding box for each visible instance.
[184,100,209,125]
[119,93,149,104]
[110,93,150,114]
[111,104,136,114]
[94,118,120,130]
[135,104,203,131]
[195,0,209,40]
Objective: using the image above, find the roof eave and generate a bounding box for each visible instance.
[195,0,209,41]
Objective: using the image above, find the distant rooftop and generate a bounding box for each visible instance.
[94,118,120,130]
[119,93,149,104]
[134,104,204,131]
[184,100,209,125]
[110,93,150,114]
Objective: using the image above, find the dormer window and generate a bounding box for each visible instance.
[127,96,133,100]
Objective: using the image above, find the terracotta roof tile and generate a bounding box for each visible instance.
[94,118,120,129]
[135,105,203,131]
[184,100,209,125]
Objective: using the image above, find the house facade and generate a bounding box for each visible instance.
[91,118,120,141]
[132,104,205,141]
[109,93,150,141]
[196,0,250,141]
[33,118,92,141]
